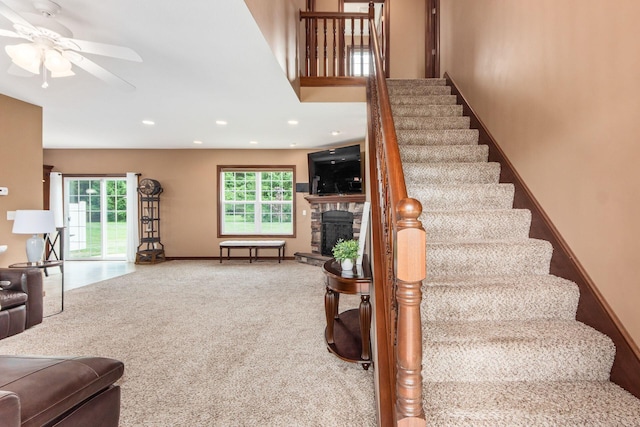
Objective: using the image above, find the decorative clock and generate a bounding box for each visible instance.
[138,178,161,195]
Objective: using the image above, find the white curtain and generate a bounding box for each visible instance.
[49,172,64,227]
[126,173,140,263]
[48,172,64,260]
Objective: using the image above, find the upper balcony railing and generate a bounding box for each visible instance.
[299,4,386,85]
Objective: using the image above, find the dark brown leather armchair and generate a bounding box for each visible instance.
[0,268,43,339]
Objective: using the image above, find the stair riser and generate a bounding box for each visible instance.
[421,209,531,240]
[397,129,479,146]
[404,163,501,185]
[401,145,488,163]
[388,86,452,96]
[395,116,470,130]
[387,78,447,87]
[423,381,640,426]
[391,104,463,117]
[390,95,457,105]
[422,283,579,322]
[422,339,615,382]
[426,240,552,277]
[409,184,515,211]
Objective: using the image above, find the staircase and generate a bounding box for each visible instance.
[388,78,640,425]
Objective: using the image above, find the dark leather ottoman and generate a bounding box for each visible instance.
[0,355,124,427]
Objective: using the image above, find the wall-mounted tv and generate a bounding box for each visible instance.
[307,144,363,195]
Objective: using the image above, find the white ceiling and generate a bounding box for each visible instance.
[0,0,367,149]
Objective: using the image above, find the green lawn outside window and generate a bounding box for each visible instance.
[220,167,295,236]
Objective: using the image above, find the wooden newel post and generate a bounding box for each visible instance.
[395,197,426,425]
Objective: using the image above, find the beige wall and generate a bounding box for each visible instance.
[389,0,426,78]
[44,147,365,259]
[0,95,43,267]
[440,0,640,347]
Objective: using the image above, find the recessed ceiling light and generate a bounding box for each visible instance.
[288,120,298,125]
[216,120,227,125]
[249,140,258,145]
[290,143,297,147]
[331,130,341,136]
[193,140,203,145]
[142,120,155,126]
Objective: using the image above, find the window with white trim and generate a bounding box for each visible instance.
[349,46,371,76]
[218,166,295,236]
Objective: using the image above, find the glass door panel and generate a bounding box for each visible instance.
[65,178,127,260]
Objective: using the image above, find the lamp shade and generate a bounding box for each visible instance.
[12,210,56,264]
[12,210,56,234]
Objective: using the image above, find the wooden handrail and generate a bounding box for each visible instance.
[367,3,426,426]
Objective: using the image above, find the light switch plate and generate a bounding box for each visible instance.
[7,211,15,220]
[0,187,7,196]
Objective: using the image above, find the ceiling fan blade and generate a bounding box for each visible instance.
[64,38,142,62]
[0,28,23,38]
[64,52,136,91]
[0,1,37,31]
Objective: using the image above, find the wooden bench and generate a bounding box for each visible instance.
[219,240,286,263]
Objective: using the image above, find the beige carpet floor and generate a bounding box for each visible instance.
[0,260,376,426]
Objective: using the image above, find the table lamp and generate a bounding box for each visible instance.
[12,210,56,264]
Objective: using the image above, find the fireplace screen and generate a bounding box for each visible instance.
[321,210,354,256]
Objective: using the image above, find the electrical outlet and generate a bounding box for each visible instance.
[7,211,15,220]
[0,187,8,196]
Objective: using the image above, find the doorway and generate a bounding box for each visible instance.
[64,177,128,260]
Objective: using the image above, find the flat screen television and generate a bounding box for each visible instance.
[307,144,363,195]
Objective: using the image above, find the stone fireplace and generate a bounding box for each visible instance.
[303,194,366,260]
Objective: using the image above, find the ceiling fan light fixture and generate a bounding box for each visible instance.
[50,68,74,78]
[44,48,73,76]
[5,43,41,74]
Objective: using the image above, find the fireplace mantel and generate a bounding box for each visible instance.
[304,194,366,204]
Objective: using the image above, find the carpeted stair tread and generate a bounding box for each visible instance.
[396,129,479,146]
[395,116,470,130]
[423,381,640,426]
[404,162,501,184]
[422,274,579,321]
[427,239,552,277]
[400,145,488,163]
[422,320,615,382]
[391,104,463,117]
[409,183,514,211]
[390,95,458,106]
[387,78,446,86]
[421,209,531,240]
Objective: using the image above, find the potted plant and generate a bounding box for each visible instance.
[332,238,359,271]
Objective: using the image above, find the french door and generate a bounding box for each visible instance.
[64,177,128,260]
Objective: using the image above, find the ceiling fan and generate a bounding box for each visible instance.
[0,0,142,90]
